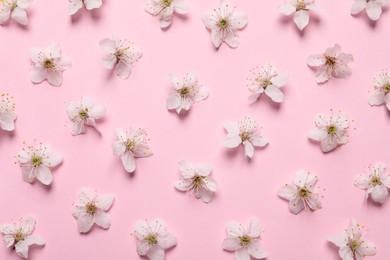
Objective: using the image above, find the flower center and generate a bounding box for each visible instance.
[327,125,338,135]
[31,156,42,167]
[371,176,381,186]
[298,187,311,198]
[161,0,172,7]
[145,234,158,245]
[325,56,336,66]
[218,19,229,28]
[192,176,206,189]
[180,87,191,98]
[384,83,390,93]
[125,140,136,151]
[239,235,251,246]
[86,203,97,214]
[348,239,362,251]
[240,132,251,141]
[79,109,89,119]
[14,230,25,243]
[44,59,55,69]
[296,1,308,11]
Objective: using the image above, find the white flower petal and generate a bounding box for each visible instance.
[294,170,317,187]
[115,60,132,80]
[17,0,32,9]
[320,135,339,153]
[211,29,223,48]
[71,120,85,136]
[36,166,53,185]
[370,185,388,203]
[289,197,305,214]
[79,188,96,203]
[224,31,240,48]
[84,0,102,10]
[270,72,288,87]
[293,10,310,31]
[136,240,150,256]
[94,212,111,229]
[248,218,261,237]
[357,239,377,256]
[308,128,327,141]
[174,0,188,14]
[248,93,261,104]
[102,54,117,69]
[11,7,28,25]
[158,233,177,249]
[278,184,297,200]
[198,188,214,203]
[315,66,331,84]
[24,236,45,247]
[306,194,322,211]
[89,105,106,119]
[68,0,82,15]
[31,67,46,84]
[134,220,148,240]
[96,194,114,211]
[3,235,15,247]
[196,163,212,177]
[368,89,385,106]
[226,221,245,237]
[354,174,370,190]
[19,216,36,235]
[146,245,165,260]
[166,93,181,110]
[223,134,242,148]
[243,140,254,158]
[204,177,218,192]
[366,1,382,21]
[77,214,94,233]
[249,243,267,259]
[194,86,209,102]
[230,11,248,29]
[46,70,63,86]
[264,85,284,102]
[15,241,29,259]
[327,234,348,247]
[235,248,251,260]
[121,153,136,173]
[43,152,63,168]
[278,4,296,15]
[0,112,16,131]
[223,121,239,134]
[99,38,116,53]
[174,179,192,191]
[0,224,16,235]
[222,237,241,251]
[307,54,326,67]
[351,0,367,14]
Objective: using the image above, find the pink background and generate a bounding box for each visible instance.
[1,0,390,259]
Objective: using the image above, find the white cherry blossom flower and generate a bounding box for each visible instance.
[112,128,152,173]
[308,110,350,153]
[202,1,248,48]
[0,0,32,25]
[307,44,354,84]
[247,63,288,104]
[99,36,142,80]
[351,0,389,21]
[166,72,209,114]
[68,0,102,15]
[222,218,267,260]
[174,160,217,203]
[72,188,114,233]
[368,70,390,110]
[145,0,188,28]
[278,170,322,214]
[134,218,177,260]
[29,43,72,87]
[328,219,377,260]
[279,0,319,31]
[223,116,268,159]
[0,216,45,259]
[0,93,17,131]
[16,141,63,185]
[66,97,106,136]
[354,162,390,204]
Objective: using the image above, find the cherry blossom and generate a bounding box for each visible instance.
[368,70,390,110]
[202,1,248,48]
[351,0,390,21]
[0,0,32,25]
[145,0,188,28]
[279,0,320,30]
[307,44,353,84]
[68,0,102,15]
[0,93,17,131]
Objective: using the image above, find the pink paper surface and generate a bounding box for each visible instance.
[1,0,390,259]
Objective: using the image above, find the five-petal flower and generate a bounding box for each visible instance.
[0,0,32,25]
[72,188,115,233]
[0,216,45,259]
[247,63,288,104]
[222,218,267,260]
[134,218,177,260]
[351,0,390,21]
[174,160,217,203]
[368,70,390,110]
[278,170,322,214]
[68,0,102,15]
[145,0,188,28]
[166,72,209,114]
[202,1,248,48]
[0,93,17,131]
[308,110,350,153]
[16,141,63,185]
[223,116,268,158]
[112,128,152,173]
[328,219,377,260]
[99,36,142,80]
[279,0,320,30]
[29,43,72,87]
[66,96,106,136]
[307,44,354,84]
[354,162,390,204]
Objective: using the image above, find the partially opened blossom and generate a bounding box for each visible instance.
[247,63,288,104]
[72,188,114,233]
[307,44,354,84]
[99,36,142,80]
[0,0,32,25]
[278,170,322,214]
[368,70,390,110]
[145,0,188,28]
[354,162,390,204]
[202,1,248,48]
[0,216,45,259]
[68,0,102,15]
[0,93,17,131]
[308,110,350,153]
[16,141,63,185]
[66,97,106,136]
[174,160,217,203]
[134,218,176,260]
[279,0,320,30]
[166,72,209,114]
[222,218,267,260]
[29,43,72,87]
[112,128,152,173]
[223,116,268,159]
[351,0,389,21]
[328,219,377,260]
